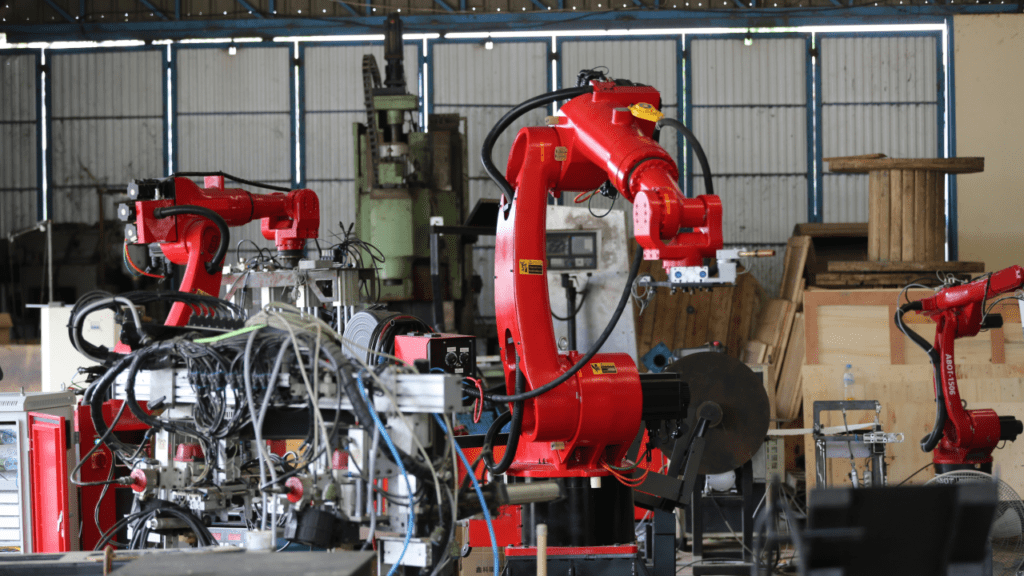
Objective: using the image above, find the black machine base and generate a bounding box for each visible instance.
[517,477,635,547]
[504,553,652,576]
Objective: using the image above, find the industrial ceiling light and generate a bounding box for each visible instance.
[744,32,753,46]
[228,44,237,55]
[485,40,494,49]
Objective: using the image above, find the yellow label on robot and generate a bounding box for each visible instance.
[590,362,618,375]
[629,102,664,122]
[518,259,544,275]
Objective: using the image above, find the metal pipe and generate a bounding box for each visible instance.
[146,517,189,530]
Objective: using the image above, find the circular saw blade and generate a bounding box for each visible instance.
[666,352,771,475]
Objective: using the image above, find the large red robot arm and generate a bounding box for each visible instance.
[896,266,1024,470]
[491,81,723,479]
[120,175,319,326]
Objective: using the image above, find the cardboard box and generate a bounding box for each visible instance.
[459,546,504,576]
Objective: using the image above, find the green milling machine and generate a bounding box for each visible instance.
[353,14,474,333]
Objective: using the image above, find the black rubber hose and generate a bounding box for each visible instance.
[895,302,946,452]
[472,246,643,403]
[656,117,715,196]
[482,410,513,470]
[481,86,594,208]
[152,205,230,274]
[170,171,292,192]
[485,363,525,475]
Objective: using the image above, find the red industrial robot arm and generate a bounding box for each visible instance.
[492,81,723,478]
[120,175,319,326]
[896,265,1024,470]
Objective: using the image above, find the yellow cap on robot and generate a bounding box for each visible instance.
[629,102,664,122]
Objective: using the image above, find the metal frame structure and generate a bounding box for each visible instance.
[1,6,1017,42]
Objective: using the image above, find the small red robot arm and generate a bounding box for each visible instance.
[121,175,319,326]
[897,265,1024,470]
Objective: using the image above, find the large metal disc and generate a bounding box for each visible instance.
[666,352,770,475]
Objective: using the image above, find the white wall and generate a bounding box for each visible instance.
[954,14,1024,271]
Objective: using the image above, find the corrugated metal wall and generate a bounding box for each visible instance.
[558,38,681,235]
[689,36,809,297]
[303,42,420,242]
[431,40,550,319]
[49,48,165,225]
[175,44,292,251]
[819,34,939,223]
[0,51,38,238]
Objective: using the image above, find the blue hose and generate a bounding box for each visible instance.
[357,374,414,576]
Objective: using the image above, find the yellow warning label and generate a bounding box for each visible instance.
[518,259,544,275]
[591,362,618,375]
[194,288,212,297]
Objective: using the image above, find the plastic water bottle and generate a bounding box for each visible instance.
[842,364,855,400]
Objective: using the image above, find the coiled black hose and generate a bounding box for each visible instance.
[656,117,715,196]
[481,86,594,208]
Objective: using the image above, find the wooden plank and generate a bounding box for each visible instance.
[685,290,713,348]
[917,168,933,260]
[825,260,986,273]
[707,287,735,347]
[793,222,869,238]
[743,341,768,364]
[928,171,942,261]
[877,170,891,260]
[769,304,800,389]
[823,153,887,162]
[779,236,812,302]
[902,169,916,261]
[775,312,806,421]
[670,291,694,351]
[826,157,985,174]
[727,272,763,360]
[651,290,683,356]
[868,169,882,260]
[754,299,794,352]
[814,272,974,288]
[889,169,903,261]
